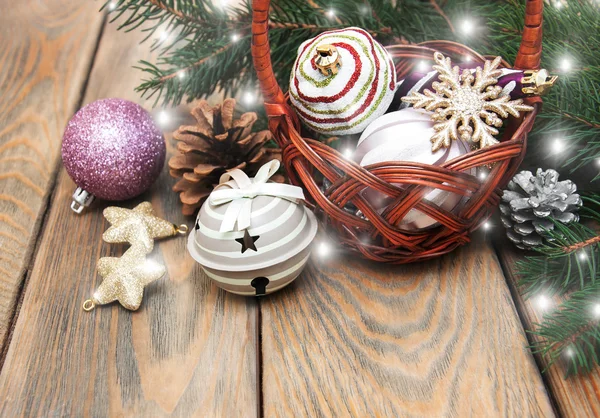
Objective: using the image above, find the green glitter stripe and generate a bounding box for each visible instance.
[289,70,373,116]
[298,34,374,88]
[300,42,393,132]
[290,35,377,116]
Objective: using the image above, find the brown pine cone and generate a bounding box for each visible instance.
[169,99,283,215]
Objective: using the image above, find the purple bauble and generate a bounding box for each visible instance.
[62,98,165,211]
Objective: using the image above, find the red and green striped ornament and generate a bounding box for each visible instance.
[289,27,397,136]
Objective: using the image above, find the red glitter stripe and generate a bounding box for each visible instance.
[296,31,383,124]
[295,32,326,76]
[294,42,362,104]
[387,54,396,90]
[294,27,368,71]
[292,28,379,104]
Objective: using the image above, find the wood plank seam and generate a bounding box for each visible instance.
[0,15,260,416]
[257,301,264,418]
[0,13,107,373]
[495,241,600,417]
[259,238,555,417]
[492,240,562,418]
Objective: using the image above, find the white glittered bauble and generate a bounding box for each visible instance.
[289,27,397,136]
[355,108,474,230]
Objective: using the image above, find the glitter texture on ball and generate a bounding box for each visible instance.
[61,98,165,204]
[289,27,397,136]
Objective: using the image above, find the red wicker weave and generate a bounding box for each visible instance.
[251,0,544,263]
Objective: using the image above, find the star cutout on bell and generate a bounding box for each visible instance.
[102,201,187,252]
[85,245,166,311]
[235,230,260,253]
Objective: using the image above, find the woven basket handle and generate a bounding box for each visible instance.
[251,0,543,107]
[251,0,286,108]
[514,0,543,69]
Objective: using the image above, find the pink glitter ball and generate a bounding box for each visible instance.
[61,98,165,201]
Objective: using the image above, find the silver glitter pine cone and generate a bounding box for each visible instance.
[500,169,582,249]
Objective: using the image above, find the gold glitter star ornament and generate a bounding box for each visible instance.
[402,52,534,152]
[83,245,165,311]
[103,201,188,251]
[83,201,189,311]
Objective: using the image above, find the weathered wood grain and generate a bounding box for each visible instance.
[0,20,258,417]
[261,237,556,417]
[0,0,104,355]
[497,242,600,418]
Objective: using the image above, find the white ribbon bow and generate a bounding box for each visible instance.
[209,160,306,233]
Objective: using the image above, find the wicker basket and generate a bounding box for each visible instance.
[251,0,544,263]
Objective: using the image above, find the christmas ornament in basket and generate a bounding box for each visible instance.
[188,160,318,296]
[289,27,397,135]
[395,64,557,113]
[353,108,474,230]
[250,0,553,263]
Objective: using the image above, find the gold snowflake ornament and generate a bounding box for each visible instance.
[402,52,534,152]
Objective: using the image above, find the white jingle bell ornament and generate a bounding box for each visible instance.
[354,108,474,230]
[289,27,397,136]
[188,160,318,296]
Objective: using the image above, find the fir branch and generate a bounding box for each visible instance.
[105,0,466,107]
[429,0,455,34]
[156,43,235,83]
[145,0,204,24]
[517,197,600,296]
[517,224,599,296]
[529,280,600,376]
[103,0,231,46]
[268,21,320,30]
[563,235,600,253]
[559,112,600,130]
[467,0,600,180]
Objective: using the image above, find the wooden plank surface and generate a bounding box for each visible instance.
[0,0,104,355]
[0,2,587,417]
[497,242,600,418]
[261,237,556,417]
[0,19,258,417]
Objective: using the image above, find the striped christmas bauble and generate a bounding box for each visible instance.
[188,194,318,296]
[289,27,397,136]
[354,108,475,230]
